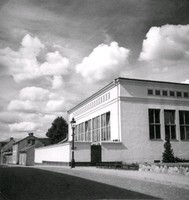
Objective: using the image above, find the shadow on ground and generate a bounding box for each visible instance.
[0,166,159,200]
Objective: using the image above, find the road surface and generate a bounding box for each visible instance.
[0,165,188,200]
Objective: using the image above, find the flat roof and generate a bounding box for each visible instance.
[67,77,189,114]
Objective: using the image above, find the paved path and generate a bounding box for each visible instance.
[0,165,189,200]
[35,165,189,200]
[0,165,156,200]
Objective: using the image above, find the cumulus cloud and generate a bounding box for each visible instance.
[45,99,65,112]
[20,34,44,59]
[76,42,130,82]
[19,86,50,101]
[0,34,70,82]
[8,100,37,113]
[40,51,70,76]
[139,24,189,62]
[9,122,39,132]
[51,75,64,89]
[0,112,22,124]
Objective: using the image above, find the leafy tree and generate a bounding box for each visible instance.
[162,136,175,163]
[46,116,68,144]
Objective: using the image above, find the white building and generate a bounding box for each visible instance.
[35,78,189,165]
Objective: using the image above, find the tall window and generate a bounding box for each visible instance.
[77,123,85,141]
[164,110,176,140]
[101,112,111,141]
[75,125,78,141]
[149,109,161,139]
[179,111,189,140]
[92,116,100,142]
[85,120,91,142]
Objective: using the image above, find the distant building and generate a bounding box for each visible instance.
[0,137,15,164]
[35,78,189,165]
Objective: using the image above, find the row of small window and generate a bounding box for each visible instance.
[149,109,189,141]
[75,112,111,142]
[148,89,189,98]
[75,93,110,116]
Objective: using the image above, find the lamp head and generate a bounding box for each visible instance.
[70,117,76,129]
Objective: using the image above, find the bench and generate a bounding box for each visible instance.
[96,162,139,170]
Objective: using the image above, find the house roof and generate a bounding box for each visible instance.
[37,138,52,146]
[13,135,38,145]
[67,77,189,114]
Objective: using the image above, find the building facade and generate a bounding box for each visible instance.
[68,78,189,163]
[12,133,51,165]
[0,138,15,164]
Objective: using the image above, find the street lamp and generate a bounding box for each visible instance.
[70,117,76,168]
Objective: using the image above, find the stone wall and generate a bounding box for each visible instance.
[139,163,189,176]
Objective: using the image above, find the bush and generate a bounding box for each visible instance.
[162,136,175,163]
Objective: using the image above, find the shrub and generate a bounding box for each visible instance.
[162,136,175,163]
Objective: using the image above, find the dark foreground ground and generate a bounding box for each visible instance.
[0,165,189,200]
[0,165,156,200]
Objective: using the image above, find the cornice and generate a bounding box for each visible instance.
[120,96,189,106]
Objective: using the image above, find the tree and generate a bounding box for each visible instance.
[46,116,68,144]
[162,136,175,163]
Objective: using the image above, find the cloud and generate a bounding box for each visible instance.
[45,99,65,112]
[0,34,70,82]
[20,34,44,58]
[139,24,189,62]
[0,112,22,124]
[40,51,70,76]
[19,86,50,101]
[8,100,37,113]
[9,122,39,132]
[76,42,130,82]
[51,75,64,89]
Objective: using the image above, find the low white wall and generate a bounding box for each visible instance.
[35,143,71,163]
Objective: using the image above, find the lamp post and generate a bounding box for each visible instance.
[70,117,76,168]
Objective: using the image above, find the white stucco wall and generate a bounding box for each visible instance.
[68,85,120,142]
[35,142,91,164]
[67,78,189,164]
[35,143,71,163]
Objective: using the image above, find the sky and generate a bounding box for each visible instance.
[0,0,189,140]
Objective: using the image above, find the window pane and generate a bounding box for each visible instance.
[185,111,189,124]
[148,89,153,95]
[186,127,189,140]
[150,125,154,139]
[180,126,185,140]
[155,90,161,96]
[171,126,176,139]
[155,110,160,123]
[165,125,170,139]
[184,92,189,98]
[106,112,110,126]
[163,90,168,96]
[149,109,154,123]
[179,111,184,124]
[170,91,175,97]
[176,91,182,97]
[156,125,161,139]
[164,110,175,124]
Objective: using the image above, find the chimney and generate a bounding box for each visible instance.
[28,133,34,136]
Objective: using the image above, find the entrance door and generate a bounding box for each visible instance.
[91,145,101,165]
